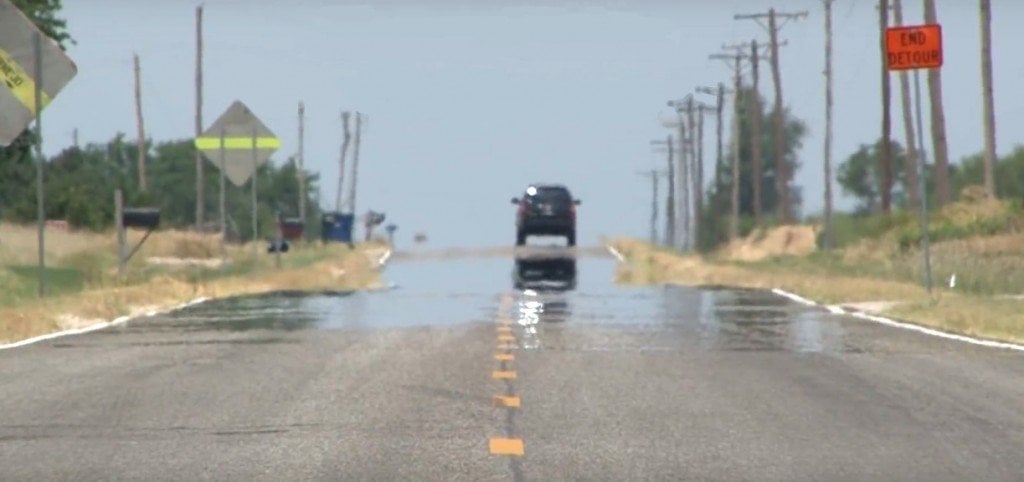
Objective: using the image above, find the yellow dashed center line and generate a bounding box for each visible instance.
[493,395,521,408]
[492,370,517,380]
[490,294,525,460]
[489,437,524,456]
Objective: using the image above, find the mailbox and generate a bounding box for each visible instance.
[281,218,304,240]
[122,208,160,229]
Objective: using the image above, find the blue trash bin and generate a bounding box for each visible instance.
[321,212,354,243]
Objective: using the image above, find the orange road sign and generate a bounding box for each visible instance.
[885,24,942,70]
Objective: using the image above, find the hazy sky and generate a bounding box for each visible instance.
[39,0,1024,247]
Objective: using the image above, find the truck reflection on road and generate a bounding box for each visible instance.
[512,255,576,349]
[512,255,577,291]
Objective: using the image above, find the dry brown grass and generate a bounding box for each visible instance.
[0,223,226,265]
[719,225,818,262]
[0,238,388,344]
[0,223,110,265]
[611,238,1024,345]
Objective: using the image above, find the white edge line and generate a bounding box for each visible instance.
[377,249,392,266]
[770,288,817,307]
[0,296,210,352]
[772,287,1024,353]
[606,245,626,262]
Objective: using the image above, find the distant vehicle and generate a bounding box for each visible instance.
[511,184,580,246]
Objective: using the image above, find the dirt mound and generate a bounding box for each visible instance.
[720,225,818,262]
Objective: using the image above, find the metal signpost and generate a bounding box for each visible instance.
[194,101,280,254]
[885,23,941,295]
[0,0,78,297]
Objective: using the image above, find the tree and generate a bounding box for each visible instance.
[955,147,1024,201]
[701,86,807,248]
[10,0,73,48]
[838,139,911,214]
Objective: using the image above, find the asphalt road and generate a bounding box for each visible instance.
[2,247,1024,480]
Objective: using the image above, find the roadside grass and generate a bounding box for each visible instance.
[611,217,1024,345]
[0,223,387,344]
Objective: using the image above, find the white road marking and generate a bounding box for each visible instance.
[772,288,1024,353]
[0,297,209,352]
[605,245,625,262]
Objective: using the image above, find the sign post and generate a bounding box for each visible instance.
[0,1,78,297]
[885,23,940,295]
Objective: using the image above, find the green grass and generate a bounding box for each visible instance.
[1,265,86,304]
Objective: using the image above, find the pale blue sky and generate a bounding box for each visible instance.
[40,0,1024,247]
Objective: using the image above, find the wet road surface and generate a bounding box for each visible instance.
[2,247,1024,480]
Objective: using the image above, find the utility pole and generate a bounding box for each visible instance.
[725,40,772,226]
[694,103,713,249]
[710,50,747,240]
[72,128,78,149]
[668,98,692,251]
[823,0,836,249]
[336,111,351,213]
[749,40,763,225]
[697,84,732,202]
[651,138,675,247]
[636,169,663,244]
[347,112,363,215]
[297,102,307,228]
[685,98,700,248]
[879,0,893,214]
[893,0,920,210]
[979,0,996,198]
[133,53,147,192]
[735,8,807,223]
[194,5,205,229]
[924,0,951,206]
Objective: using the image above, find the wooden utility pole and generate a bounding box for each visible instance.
[698,84,732,200]
[709,51,747,240]
[347,112,362,215]
[694,104,711,248]
[979,0,996,198]
[893,0,920,210]
[297,102,307,226]
[194,5,205,228]
[823,0,836,249]
[924,0,951,206]
[651,137,675,247]
[335,111,351,212]
[735,8,806,223]
[668,135,676,248]
[637,169,662,244]
[879,0,893,214]
[685,98,700,248]
[676,106,691,251]
[133,53,147,192]
[730,57,741,240]
[749,40,763,225]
